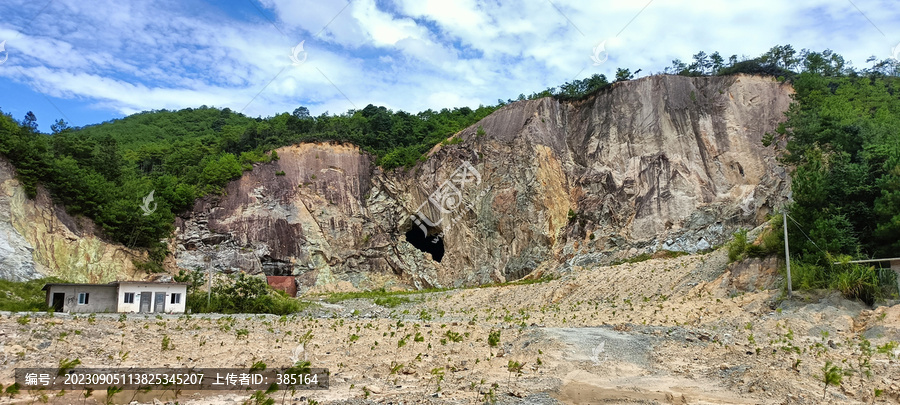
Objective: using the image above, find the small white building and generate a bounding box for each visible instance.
[43,281,189,314]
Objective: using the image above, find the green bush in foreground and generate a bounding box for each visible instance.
[789,256,890,306]
[828,260,880,306]
[0,277,65,312]
[179,270,306,315]
[727,220,783,263]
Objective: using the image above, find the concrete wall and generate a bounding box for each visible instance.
[116,283,187,314]
[46,285,118,313]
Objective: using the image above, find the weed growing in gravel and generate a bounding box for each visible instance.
[104,386,123,405]
[246,384,277,405]
[26,386,48,404]
[444,330,463,343]
[507,360,525,390]
[161,335,172,351]
[482,388,497,404]
[116,351,129,365]
[820,361,851,399]
[430,367,445,392]
[856,337,874,377]
[236,328,249,340]
[57,358,81,375]
[488,329,501,347]
[16,315,30,325]
[876,341,897,358]
[298,330,313,346]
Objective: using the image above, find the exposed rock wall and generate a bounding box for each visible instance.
[174,143,435,290]
[174,74,794,291]
[0,158,143,282]
[557,74,792,264]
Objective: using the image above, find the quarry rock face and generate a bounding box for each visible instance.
[0,74,792,289]
[0,158,37,281]
[0,158,144,282]
[174,74,794,290]
[174,143,417,290]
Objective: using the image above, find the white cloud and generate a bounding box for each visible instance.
[1,0,898,127]
[352,0,427,46]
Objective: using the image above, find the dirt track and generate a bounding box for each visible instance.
[2,250,899,404]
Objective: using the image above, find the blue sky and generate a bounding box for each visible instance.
[0,0,898,132]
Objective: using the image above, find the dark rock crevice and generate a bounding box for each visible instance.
[404,226,444,262]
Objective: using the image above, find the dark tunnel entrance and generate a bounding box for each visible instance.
[405,227,445,262]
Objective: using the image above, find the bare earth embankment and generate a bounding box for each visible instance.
[2,250,899,404]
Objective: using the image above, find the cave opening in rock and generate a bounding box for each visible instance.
[405,227,445,262]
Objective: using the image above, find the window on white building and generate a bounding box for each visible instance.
[170,293,181,304]
[78,293,90,305]
[123,292,135,303]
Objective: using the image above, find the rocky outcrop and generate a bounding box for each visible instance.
[0,158,144,282]
[718,256,782,293]
[175,74,794,291]
[0,159,37,281]
[174,143,422,289]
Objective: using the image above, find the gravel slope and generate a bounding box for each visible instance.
[2,250,899,404]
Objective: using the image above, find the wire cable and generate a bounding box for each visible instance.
[785,213,828,255]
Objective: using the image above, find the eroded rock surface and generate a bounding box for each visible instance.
[0,158,144,282]
[175,74,794,290]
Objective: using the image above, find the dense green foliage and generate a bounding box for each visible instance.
[0,104,499,257]
[661,44,900,302]
[176,269,306,315]
[772,73,900,262]
[726,220,784,263]
[767,70,900,302]
[0,277,64,312]
[658,44,900,301]
[731,47,900,301]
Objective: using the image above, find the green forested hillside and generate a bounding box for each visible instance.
[0,102,506,264]
[0,45,898,289]
[773,73,900,263]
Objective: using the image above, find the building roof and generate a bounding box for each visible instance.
[115,281,191,285]
[42,281,190,291]
[41,283,113,290]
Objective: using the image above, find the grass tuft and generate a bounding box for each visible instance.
[0,277,65,312]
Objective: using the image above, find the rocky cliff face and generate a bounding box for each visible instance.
[0,158,145,282]
[174,74,794,291]
[174,143,413,288]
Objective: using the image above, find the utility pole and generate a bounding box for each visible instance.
[783,208,792,299]
[205,252,213,308]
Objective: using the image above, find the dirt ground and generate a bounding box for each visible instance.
[2,249,899,404]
